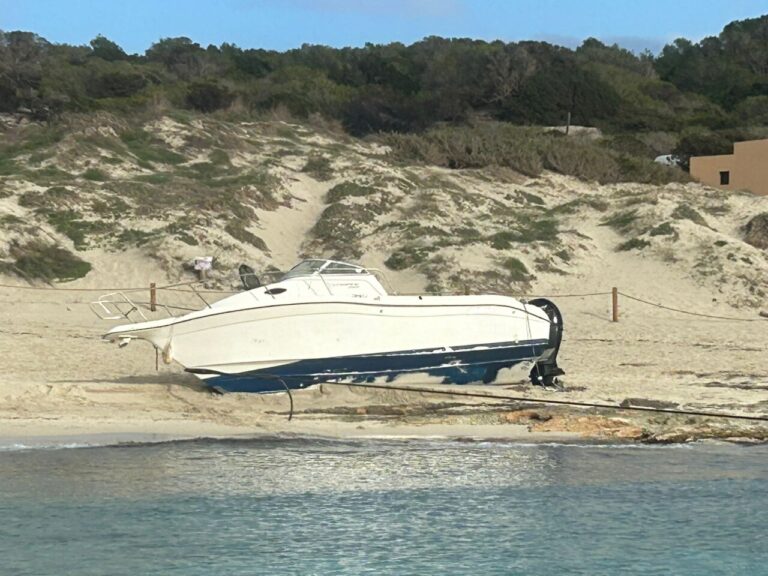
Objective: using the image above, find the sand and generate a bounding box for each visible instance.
[2,115,768,447]
[1,241,766,447]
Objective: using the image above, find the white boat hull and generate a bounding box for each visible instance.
[107,295,560,393]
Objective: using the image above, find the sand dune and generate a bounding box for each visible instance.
[1,118,768,445]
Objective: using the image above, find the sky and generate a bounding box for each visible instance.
[2,0,768,55]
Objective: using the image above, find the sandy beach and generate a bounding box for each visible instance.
[2,116,768,447]
[2,237,767,447]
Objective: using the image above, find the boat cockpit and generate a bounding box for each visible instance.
[280,259,371,280]
[220,259,390,309]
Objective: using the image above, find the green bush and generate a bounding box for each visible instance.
[82,167,110,181]
[600,210,639,232]
[45,210,110,250]
[671,204,707,226]
[10,242,91,281]
[501,257,530,281]
[488,217,559,248]
[302,154,334,181]
[120,129,186,165]
[649,222,677,236]
[326,181,377,203]
[186,82,235,113]
[225,222,269,251]
[117,228,158,247]
[384,246,434,270]
[386,123,686,184]
[617,237,650,251]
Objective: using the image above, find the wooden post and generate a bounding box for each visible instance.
[150,282,157,312]
[612,287,618,322]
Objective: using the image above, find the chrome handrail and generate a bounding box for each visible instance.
[90,292,148,322]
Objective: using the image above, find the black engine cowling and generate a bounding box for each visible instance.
[527,298,565,387]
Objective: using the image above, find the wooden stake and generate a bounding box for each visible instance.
[150,282,157,312]
[612,287,618,322]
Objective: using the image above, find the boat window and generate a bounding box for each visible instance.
[280,259,368,279]
[281,260,327,279]
[321,262,365,275]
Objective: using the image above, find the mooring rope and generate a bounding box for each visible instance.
[297,380,768,423]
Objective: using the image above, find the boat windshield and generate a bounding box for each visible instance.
[280,259,367,280]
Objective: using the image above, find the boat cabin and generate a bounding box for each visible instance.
[217,259,389,309]
[278,259,388,299]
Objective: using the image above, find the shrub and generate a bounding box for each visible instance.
[617,237,650,251]
[649,222,677,236]
[550,197,609,214]
[384,246,434,270]
[86,70,147,99]
[120,129,186,165]
[117,228,158,247]
[600,210,639,232]
[386,124,544,176]
[501,257,530,281]
[225,222,269,251]
[326,181,377,203]
[744,213,768,250]
[302,154,334,181]
[517,190,545,205]
[82,167,110,181]
[385,122,687,184]
[186,82,234,113]
[671,204,707,226]
[488,217,559,248]
[45,210,110,250]
[10,242,91,281]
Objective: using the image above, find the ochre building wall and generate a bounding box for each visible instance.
[690,139,768,195]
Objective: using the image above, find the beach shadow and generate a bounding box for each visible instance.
[52,372,203,387]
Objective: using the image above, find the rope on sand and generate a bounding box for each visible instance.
[294,380,768,424]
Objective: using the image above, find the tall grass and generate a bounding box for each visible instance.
[9,242,91,281]
[385,122,689,185]
[119,128,185,165]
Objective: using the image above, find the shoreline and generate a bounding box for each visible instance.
[0,429,580,451]
[2,379,767,450]
[2,427,764,453]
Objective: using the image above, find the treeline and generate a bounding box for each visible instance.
[2,15,768,160]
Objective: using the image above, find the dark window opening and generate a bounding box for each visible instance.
[720,171,730,185]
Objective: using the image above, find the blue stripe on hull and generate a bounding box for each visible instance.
[201,340,550,393]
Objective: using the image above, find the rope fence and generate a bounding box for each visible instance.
[0,280,198,293]
[0,280,766,323]
[617,291,767,322]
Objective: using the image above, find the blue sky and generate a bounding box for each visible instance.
[2,0,768,54]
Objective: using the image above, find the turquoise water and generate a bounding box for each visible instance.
[1,438,767,575]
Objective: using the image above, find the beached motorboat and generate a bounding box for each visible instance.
[100,259,564,393]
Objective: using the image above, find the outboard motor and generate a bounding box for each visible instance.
[239,264,261,290]
[528,298,565,387]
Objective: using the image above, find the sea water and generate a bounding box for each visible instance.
[1,438,767,576]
